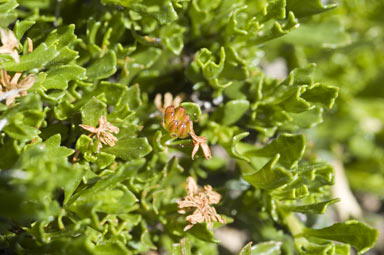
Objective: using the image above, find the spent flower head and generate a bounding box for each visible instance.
[178,177,226,231]
[0,28,20,63]
[79,116,119,152]
[0,69,36,105]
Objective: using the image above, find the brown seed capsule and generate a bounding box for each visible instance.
[164,105,175,126]
[163,106,192,138]
[174,107,186,121]
[168,120,179,136]
[177,123,188,138]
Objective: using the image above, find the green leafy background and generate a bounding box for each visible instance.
[0,0,382,254]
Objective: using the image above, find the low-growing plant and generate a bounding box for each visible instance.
[0,0,381,254]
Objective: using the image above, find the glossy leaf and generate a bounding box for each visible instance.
[283,199,340,214]
[305,220,378,254]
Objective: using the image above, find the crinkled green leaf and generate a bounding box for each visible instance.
[283,198,340,214]
[14,20,35,40]
[218,99,249,126]
[80,97,107,126]
[305,220,378,254]
[42,65,86,90]
[86,50,117,80]
[102,137,152,160]
[2,43,57,72]
[188,222,220,243]
[68,159,144,206]
[245,134,306,169]
[286,0,337,18]
[281,20,351,48]
[241,154,294,190]
[160,24,185,55]
[1,95,44,141]
[0,0,17,27]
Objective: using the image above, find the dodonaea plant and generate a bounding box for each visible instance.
[0,0,382,254]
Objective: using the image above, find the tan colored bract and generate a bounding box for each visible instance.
[189,124,212,160]
[178,177,225,231]
[79,116,120,152]
[0,69,36,105]
[0,28,20,63]
[154,92,184,113]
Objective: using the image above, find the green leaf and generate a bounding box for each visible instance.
[0,0,17,27]
[17,134,74,168]
[283,198,340,214]
[2,95,44,141]
[245,134,306,169]
[241,154,294,190]
[301,84,339,109]
[305,220,378,254]
[286,0,337,18]
[188,223,220,243]
[86,50,117,81]
[14,20,36,40]
[172,238,191,255]
[80,97,107,126]
[102,137,152,160]
[160,24,185,55]
[239,241,282,255]
[2,43,57,72]
[68,159,145,206]
[180,102,201,121]
[42,65,87,90]
[219,99,250,126]
[281,20,351,48]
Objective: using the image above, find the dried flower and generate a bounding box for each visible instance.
[189,125,212,160]
[0,28,20,63]
[26,37,33,53]
[154,92,184,112]
[79,116,119,152]
[0,69,36,105]
[178,177,226,231]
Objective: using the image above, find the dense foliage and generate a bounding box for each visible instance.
[0,0,382,254]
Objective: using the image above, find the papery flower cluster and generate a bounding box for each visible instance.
[79,116,119,152]
[178,177,226,231]
[0,29,36,105]
[0,28,19,63]
[0,69,35,105]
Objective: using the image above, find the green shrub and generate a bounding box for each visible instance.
[0,0,381,254]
